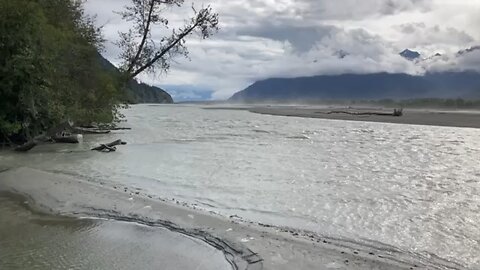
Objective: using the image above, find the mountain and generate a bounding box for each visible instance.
[97,54,173,104]
[400,49,421,61]
[126,79,174,104]
[457,46,480,57]
[229,71,480,102]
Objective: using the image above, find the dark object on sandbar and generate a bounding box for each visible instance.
[91,139,127,152]
[322,108,404,117]
[393,108,403,117]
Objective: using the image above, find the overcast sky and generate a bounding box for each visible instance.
[84,0,480,100]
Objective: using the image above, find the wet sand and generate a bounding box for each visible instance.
[0,194,231,270]
[247,106,480,128]
[0,167,466,270]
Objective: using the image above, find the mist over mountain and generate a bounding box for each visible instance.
[230,72,480,102]
[457,46,480,57]
[161,85,213,102]
[230,47,480,102]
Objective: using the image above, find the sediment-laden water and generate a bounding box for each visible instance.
[0,194,232,270]
[1,104,479,268]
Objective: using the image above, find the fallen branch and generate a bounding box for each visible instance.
[101,144,117,152]
[91,139,127,152]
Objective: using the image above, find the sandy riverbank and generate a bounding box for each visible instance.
[205,105,480,128]
[0,193,231,270]
[0,167,466,270]
[247,106,480,128]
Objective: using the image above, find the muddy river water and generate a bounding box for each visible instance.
[1,104,480,269]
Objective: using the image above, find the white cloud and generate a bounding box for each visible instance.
[84,0,480,100]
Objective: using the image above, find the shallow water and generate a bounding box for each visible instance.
[1,104,480,268]
[0,194,232,270]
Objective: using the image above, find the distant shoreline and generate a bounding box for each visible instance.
[207,105,480,129]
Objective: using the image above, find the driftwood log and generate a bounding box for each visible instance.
[321,108,403,117]
[91,139,127,152]
[15,135,79,151]
[15,122,77,152]
[107,127,132,131]
[79,124,131,131]
[13,121,130,152]
[14,134,51,152]
[73,127,111,134]
[15,141,38,152]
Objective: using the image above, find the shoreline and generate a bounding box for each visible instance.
[0,192,233,270]
[0,167,466,270]
[206,105,480,129]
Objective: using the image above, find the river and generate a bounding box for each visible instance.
[1,104,479,269]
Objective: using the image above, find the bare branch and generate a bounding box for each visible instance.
[117,0,219,80]
[126,0,155,73]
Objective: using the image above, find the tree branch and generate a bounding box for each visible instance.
[118,1,218,80]
[128,22,199,79]
[126,0,156,74]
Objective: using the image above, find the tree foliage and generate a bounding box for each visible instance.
[0,0,123,142]
[0,0,209,143]
[117,0,219,79]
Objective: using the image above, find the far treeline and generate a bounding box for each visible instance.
[253,98,480,109]
[367,98,480,109]
[0,0,218,144]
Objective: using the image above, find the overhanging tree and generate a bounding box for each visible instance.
[0,0,123,142]
[117,0,219,80]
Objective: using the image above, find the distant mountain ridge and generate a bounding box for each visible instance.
[457,46,480,57]
[229,71,480,102]
[97,54,173,104]
[400,46,480,62]
[230,46,480,102]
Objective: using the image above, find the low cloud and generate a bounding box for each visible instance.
[84,0,480,100]
[394,23,474,50]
